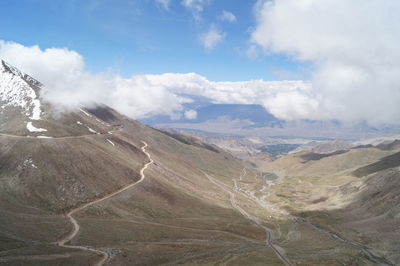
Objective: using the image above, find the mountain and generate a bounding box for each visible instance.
[142,103,281,126]
[0,60,110,138]
[0,60,44,134]
[0,61,290,265]
[1,61,399,265]
[143,102,400,139]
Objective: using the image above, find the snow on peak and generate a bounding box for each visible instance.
[0,60,43,120]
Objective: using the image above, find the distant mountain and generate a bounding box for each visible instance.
[141,103,283,126]
[141,98,400,140]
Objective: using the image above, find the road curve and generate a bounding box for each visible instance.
[57,141,153,266]
[203,172,293,266]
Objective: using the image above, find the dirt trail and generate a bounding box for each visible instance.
[0,131,114,140]
[56,141,153,266]
[203,172,293,266]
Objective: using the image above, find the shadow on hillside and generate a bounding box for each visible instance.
[292,167,400,265]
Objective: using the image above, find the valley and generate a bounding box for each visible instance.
[0,60,399,265]
[1,0,400,264]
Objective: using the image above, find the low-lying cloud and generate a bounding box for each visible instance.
[184,109,198,120]
[0,41,188,118]
[0,40,313,121]
[250,0,400,124]
[1,29,400,125]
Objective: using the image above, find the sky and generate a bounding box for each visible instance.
[0,0,304,81]
[1,0,400,125]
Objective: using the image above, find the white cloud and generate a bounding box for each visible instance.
[156,0,171,10]
[2,35,400,125]
[250,0,400,124]
[218,10,236,23]
[0,40,312,120]
[0,41,187,119]
[144,73,313,116]
[262,91,319,121]
[181,0,208,11]
[184,109,198,119]
[181,0,210,20]
[200,25,226,51]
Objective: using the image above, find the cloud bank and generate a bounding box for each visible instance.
[0,41,187,118]
[0,40,312,121]
[2,23,400,126]
[250,0,400,124]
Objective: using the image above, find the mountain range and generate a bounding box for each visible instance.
[142,102,400,140]
[1,60,400,265]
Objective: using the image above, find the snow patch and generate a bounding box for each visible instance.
[30,98,42,120]
[87,126,98,134]
[36,136,53,139]
[0,61,43,120]
[106,139,115,146]
[26,122,47,132]
[79,108,92,117]
[22,158,37,169]
[76,120,99,134]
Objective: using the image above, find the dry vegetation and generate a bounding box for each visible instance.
[1,106,399,265]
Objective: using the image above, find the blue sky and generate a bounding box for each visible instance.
[0,0,306,81]
[1,0,396,125]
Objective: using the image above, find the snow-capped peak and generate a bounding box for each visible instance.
[0,60,43,120]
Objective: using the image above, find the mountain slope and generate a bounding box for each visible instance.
[256,142,400,265]
[1,61,396,265]
[0,62,289,265]
[0,60,43,134]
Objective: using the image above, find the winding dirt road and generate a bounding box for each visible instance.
[56,141,153,266]
[203,172,293,266]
